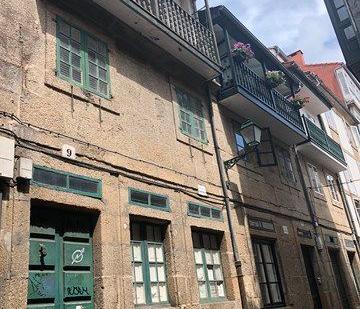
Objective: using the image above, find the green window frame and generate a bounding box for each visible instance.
[56,17,111,98]
[131,222,169,305]
[129,188,170,212]
[188,202,223,221]
[192,230,226,301]
[32,165,102,199]
[252,238,285,308]
[175,87,207,143]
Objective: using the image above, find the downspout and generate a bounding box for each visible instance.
[293,146,323,250]
[336,175,360,259]
[206,83,246,308]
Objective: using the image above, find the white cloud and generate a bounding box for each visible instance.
[205,0,344,63]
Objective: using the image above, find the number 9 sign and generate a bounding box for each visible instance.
[62,144,76,160]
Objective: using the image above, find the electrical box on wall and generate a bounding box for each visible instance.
[17,157,33,180]
[0,136,15,179]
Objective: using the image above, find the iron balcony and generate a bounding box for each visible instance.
[219,59,307,145]
[297,117,347,172]
[92,0,221,79]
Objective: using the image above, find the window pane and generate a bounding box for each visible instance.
[269,283,282,303]
[260,284,271,305]
[217,282,225,297]
[192,232,201,248]
[333,0,344,8]
[149,264,157,282]
[214,265,223,280]
[150,194,167,208]
[207,266,214,281]
[158,265,166,282]
[209,282,217,297]
[261,244,274,263]
[188,203,200,216]
[337,6,349,21]
[132,243,142,262]
[146,225,154,241]
[151,284,159,303]
[148,245,156,262]
[345,25,356,39]
[60,21,70,36]
[205,251,213,264]
[213,252,220,265]
[155,245,164,263]
[200,206,211,218]
[256,263,267,283]
[71,28,81,42]
[135,284,145,304]
[153,225,161,242]
[199,282,208,299]
[60,48,70,62]
[159,283,168,302]
[194,249,203,264]
[196,265,206,281]
[266,264,278,282]
[134,264,143,282]
[130,190,148,205]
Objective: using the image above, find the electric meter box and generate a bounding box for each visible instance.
[0,136,15,179]
[17,157,33,179]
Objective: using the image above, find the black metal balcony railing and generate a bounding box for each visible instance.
[132,0,219,63]
[303,117,346,163]
[229,60,304,131]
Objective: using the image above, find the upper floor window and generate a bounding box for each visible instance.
[344,25,356,40]
[327,175,340,201]
[355,200,360,220]
[252,239,285,307]
[277,147,296,184]
[308,163,323,194]
[56,17,110,98]
[233,121,249,161]
[131,222,168,305]
[175,87,207,143]
[192,231,225,301]
[325,111,337,130]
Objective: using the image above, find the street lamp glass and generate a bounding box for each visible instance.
[240,121,262,147]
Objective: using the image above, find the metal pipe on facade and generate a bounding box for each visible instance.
[293,146,324,250]
[336,175,360,259]
[206,83,246,308]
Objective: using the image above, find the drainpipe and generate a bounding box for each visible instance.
[293,146,324,250]
[203,0,220,64]
[206,83,246,308]
[336,175,360,259]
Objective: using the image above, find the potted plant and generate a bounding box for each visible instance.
[265,70,286,88]
[232,42,254,63]
[290,97,309,109]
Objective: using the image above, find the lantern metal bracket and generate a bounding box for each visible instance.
[224,145,258,170]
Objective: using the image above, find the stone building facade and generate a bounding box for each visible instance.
[0,1,359,309]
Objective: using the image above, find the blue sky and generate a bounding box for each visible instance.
[204,0,345,64]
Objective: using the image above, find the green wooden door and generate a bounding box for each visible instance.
[27,207,95,309]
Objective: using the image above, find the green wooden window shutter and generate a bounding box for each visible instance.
[56,17,110,98]
[86,36,109,97]
[175,87,207,143]
[57,19,83,84]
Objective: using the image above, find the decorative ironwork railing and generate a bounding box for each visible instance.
[131,0,219,63]
[228,60,304,131]
[304,117,346,163]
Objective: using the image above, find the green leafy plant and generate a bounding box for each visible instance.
[265,70,286,88]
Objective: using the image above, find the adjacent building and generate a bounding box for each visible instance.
[0,1,359,309]
[288,50,360,251]
[323,0,360,80]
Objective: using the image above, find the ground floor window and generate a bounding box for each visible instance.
[192,230,225,301]
[252,238,284,307]
[131,221,168,305]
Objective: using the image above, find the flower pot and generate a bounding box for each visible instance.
[233,53,246,63]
